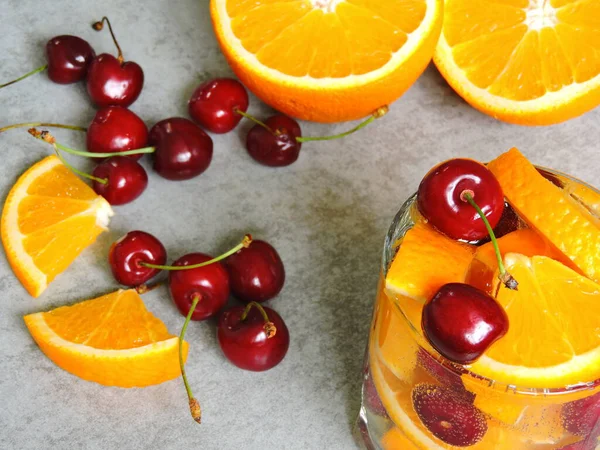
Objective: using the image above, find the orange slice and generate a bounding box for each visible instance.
[1,155,113,297]
[487,148,600,282]
[210,0,443,122]
[470,253,600,389]
[434,0,600,125]
[24,289,187,387]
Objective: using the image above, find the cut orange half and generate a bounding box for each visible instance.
[434,0,600,125]
[210,0,443,122]
[24,289,187,387]
[1,155,113,297]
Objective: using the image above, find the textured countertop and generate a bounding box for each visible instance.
[1,1,599,449]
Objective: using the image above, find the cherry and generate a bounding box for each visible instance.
[417,158,504,241]
[246,115,302,167]
[86,17,144,107]
[149,117,213,180]
[363,369,388,416]
[217,302,289,371]
[561,391,600,436]
[412,383,487,446]
[422,283,509,364]
[188,78,249,134]
[109,230,167,287]
[224,240,285,303]
[46,35,96,84]
[86,106,148,160]
[169,253,230,321]
[92,156,148,205]
[417,349,475,403]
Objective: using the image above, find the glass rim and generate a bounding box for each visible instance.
[382,167,600,397]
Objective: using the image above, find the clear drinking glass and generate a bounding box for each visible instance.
[355,169,600,450]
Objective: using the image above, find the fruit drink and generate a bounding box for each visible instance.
[357,148,600,450]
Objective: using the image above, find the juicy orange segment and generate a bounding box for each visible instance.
[1,156,113,297]
[487,148,600,283]
[211,0,443,122]
[471,253,600,388]
[434,0,600,125]
[24,289,187,387]
[386,222,475,303]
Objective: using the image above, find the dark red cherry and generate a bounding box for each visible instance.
[561,391,600,436]
[417,159,504,241]
[217,304,289,371]
[363,369,388,416]
[86,106,148,160]
[422,283,509,364]
[46,35,96,84]
[246,115,302,167]
[412,383,487,446]
[224,240,285,303]
[417,349,475,403]
[169,253,230,321]
[109,230,167,287]
[92,156,148,205]
[188,78,249,134]
[149,117,213,180]
[86,54,144,107]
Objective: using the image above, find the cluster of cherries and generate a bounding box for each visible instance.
[109,230,289,422]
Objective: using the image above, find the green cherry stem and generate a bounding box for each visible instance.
[0,122,86,134]
[52,148,107,185]
[240,301,277,338]
[461,191,518,291]
[234,106,389,142]
[139,235,252,271]
[93,17,125,64]
[0,64,48,89]
[28,128,155,158]
[180,293,202,424]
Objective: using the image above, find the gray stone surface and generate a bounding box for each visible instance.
[1,1,599,449]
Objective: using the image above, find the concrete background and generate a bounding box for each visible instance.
[1,1,599,449]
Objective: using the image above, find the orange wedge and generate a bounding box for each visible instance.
[24,289,187,387]
[210,0,443,122]
[434,0,600,125]
[470,253,600,389]
[1,155,113,297]
[487,148,600,283]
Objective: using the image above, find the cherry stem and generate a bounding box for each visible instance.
[0,122,86,134]
[52,148,107,185]
[234,106,389,142]
[28,128,155,158]
[0,64,48,89]
[180,293,202,424]
[140,234,252,271]
[461,192,518,291]
[240,301,277,339]
[93,17,124,63]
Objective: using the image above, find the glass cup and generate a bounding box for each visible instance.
[355,169,600,450]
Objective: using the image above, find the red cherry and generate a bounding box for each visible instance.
[86,54,144,107]
[188,78,249,134]
[246,115,302,167]
[86,106,148,160]
[149,118,213,180]
[92,156,148,205]
[412,383,487,446]
[363,368,388,416]
[109,231,167,287]
[224,240,285,303]
[417,159,504,241]
[46,35,95,84]
[422,283,509,364]
[217,303,289,371]
[561,391,600,436]
[417,349,475,403]
[169,253,230,321]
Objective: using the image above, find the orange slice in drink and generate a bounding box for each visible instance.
[434,0,600,125]
[1,155,113,297]
[210,0,443,122]
[24,289,187,387]
[488,148,600,283]
[470,253,600,389]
